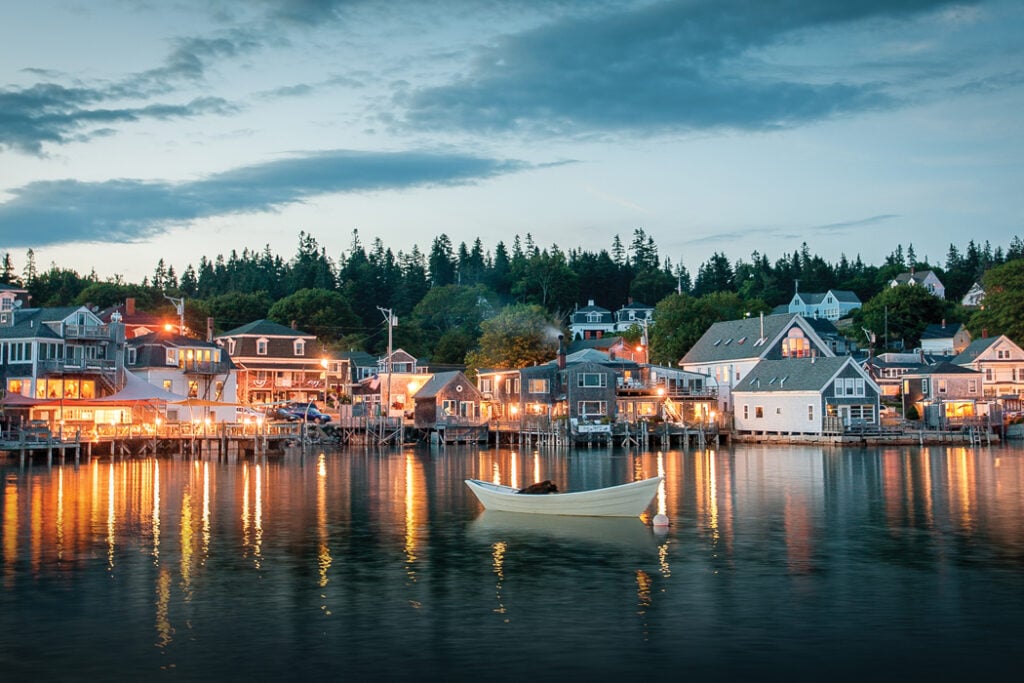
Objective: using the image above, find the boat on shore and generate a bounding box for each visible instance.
[464,476,662,517]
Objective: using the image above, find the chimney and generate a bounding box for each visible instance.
[982,328,988,338]
[557,335,566,370]
[291,319,298,330]
[126,297,135,316]
[207,317,214,343]
[941,318,946,329]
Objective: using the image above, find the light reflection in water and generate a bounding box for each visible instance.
[202,461,211,559]
[253,463,263,568]
[155,567,173,650]
[3,479,16,588]
[317,453,331,595]
[491,541,507,620]
[510,450,518,490]
[107,462,115,570]
[152,460,160,564]
[532,451,539,486]
[491,460,501,485]
[180,487,194,599]
[56,467,64,562]
[635,569,652,640]
[242,462,250,553]
[404,452,418,588]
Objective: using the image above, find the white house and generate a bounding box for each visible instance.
[890,269,945,299]
[961,282,986,307]
[788,289,861,321]
[919,321,971,356]
[680,313,836,414]
[569,300,615,340]
[733,356,881,435]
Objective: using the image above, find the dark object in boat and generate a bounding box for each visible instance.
[517,480,559,494]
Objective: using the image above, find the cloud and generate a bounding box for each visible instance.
[397,0,977,136]
[0,149,533,246]
[808,214,900,232]
[682,213,899,247]
[0,28,261,155]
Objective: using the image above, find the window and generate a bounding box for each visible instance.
[504,378,520,394]
[528,378,550,394]
[578,400,607,417]
[743,405,749,419]
[127,347,137,365]
[808,404,814,421]
[257,339,268,355]
[460,401,476,417]
[442,399,457,415]
[781,328,810,358]
[985,368,993,381]
[227,339,236,355]
[188,381,198,398]
[969,379,978,393]
[938,379,947,394]
[479,378,492,393]
[578,373,607,388]
[166,349,177,366]
[755,406,764,418]
[294,340,305,356]
[163,380,173,392]
[996,349,1010,359]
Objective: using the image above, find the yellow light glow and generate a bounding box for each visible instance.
[407,381,421,393]
[164,323,173,332]
[509,405,518,416]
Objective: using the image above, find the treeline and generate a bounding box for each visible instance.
[2,230,1022,362]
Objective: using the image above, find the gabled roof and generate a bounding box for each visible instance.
[953,335,1020,364]
[681,314,829,365]
[733,357,861,393]
[413,371,474,399]
[892,270,941,285]
[218,319,314,338]
[568,336,624,353]
[338,350,378,367]
[618,301,652,311]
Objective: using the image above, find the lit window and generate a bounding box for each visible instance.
[257,339,268,355]
[528,379,549,393]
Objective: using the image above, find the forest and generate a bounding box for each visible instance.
[2,229,1022,368]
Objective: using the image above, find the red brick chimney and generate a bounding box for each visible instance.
[126,297,135,316]
[557,335,566,370]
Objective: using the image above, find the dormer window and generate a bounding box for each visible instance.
[294,339,305,356]
[256,338,268,356]
[227,339,236,355]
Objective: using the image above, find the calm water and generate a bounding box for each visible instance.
[1,443,1023,682]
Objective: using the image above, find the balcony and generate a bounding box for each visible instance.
[181,360,231,375]
[39,358,116,374]
[63,324,115,341]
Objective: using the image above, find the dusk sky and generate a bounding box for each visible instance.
[1,0,1021,284]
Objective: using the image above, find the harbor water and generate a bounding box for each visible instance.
[1,443,1022,681]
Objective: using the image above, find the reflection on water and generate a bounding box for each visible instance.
[1,444,1023,681]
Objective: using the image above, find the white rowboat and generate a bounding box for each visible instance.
[464,476,663,517]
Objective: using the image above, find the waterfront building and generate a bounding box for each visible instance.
[680,313,836,415]
[901,362,985,427]
[215,319,325,407]
[732,356,881,435]
[954,335,1024,399]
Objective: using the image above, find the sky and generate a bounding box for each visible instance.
[1,0,1022,286]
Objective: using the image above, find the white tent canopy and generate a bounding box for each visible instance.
[92,370,191,403]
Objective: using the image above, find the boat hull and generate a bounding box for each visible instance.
[464,476,663,517]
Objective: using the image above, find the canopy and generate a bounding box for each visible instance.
[91,370,191,403]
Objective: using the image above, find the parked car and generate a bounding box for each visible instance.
[266,402,332,423]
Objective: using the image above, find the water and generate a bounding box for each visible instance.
[1,444,1022,681]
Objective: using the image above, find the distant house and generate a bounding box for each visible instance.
[733,356,881,435]
[614,300,655,333]
[961,282,985,307]
[788,289,861,321]
[569,299,615,340]
[215,319,322,407]
[679,313,836,414]
[0,283,29,327]
[919,321,971,356]
[901,362,983,427]
[953,335,1024,398]
[568,335,646,363]
[890,269,945,299]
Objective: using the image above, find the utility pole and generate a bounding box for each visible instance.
[378,307,397,443]
[164,294,185,334]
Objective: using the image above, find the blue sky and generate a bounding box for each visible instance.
[1,0,1021,283]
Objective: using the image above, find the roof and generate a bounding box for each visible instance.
[681,314,811,365]
[338,350,378,367]
[413,371,471,399]
[733,357,857,393]
[903,362,980,377]
[920,322,964,340]
[953,336,1014,364]
[829,289,861,303]
[217,319,314,338]
[618,301,652,310]
[892,270,941,285]
[568,336,624,353]
[0,306,90,340]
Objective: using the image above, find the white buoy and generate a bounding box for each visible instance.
[653,513,670,527]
